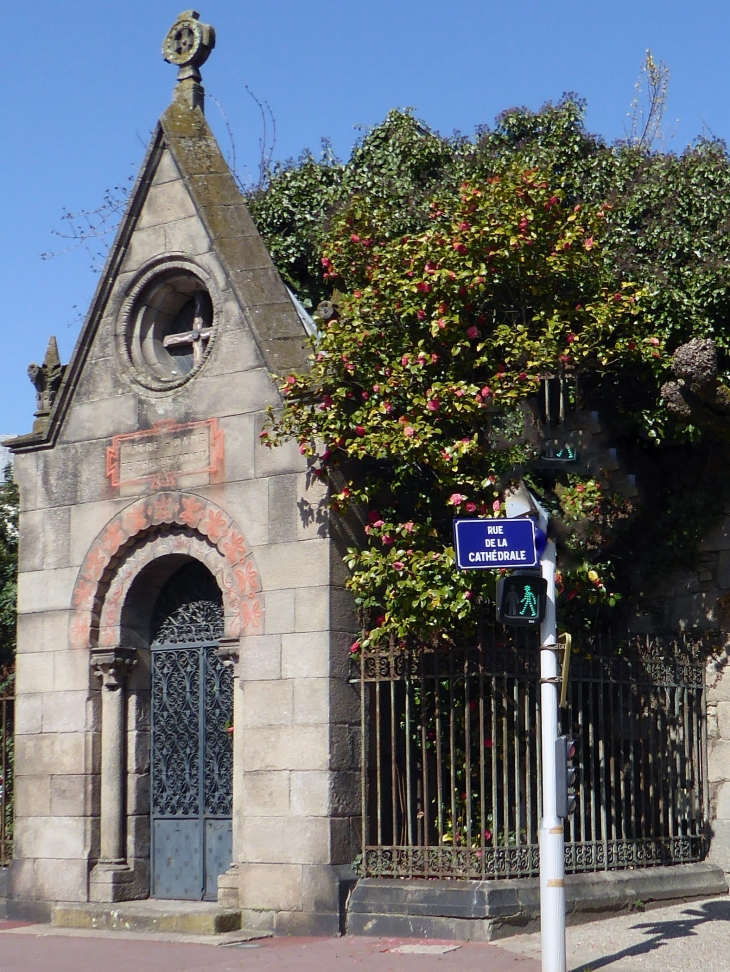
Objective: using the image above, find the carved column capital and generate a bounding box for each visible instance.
[91,648,137,688]
[215,637,240,668]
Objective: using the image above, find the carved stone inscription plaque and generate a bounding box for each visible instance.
[106,419,224,493]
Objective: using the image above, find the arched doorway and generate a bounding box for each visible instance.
[149,560,233,900]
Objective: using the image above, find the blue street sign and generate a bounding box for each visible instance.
[453,518,538,570]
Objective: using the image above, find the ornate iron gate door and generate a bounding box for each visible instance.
[151,642,233,900]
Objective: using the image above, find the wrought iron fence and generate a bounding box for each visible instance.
[0,668,14,866]
[359,631,707,880]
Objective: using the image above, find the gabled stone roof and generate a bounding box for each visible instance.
[8,100,310,453]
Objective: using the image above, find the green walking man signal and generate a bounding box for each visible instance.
[496,573,548,627]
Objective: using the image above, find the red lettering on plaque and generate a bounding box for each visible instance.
[106,418,224,490]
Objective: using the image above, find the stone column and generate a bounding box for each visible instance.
[90,649,136,864]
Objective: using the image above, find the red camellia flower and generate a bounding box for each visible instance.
[453,241,467,254]
[427,399,440,412]
[416,281,432,293]
[576,484,585,493]
[466,326,479,339]
[393,561,405,571]
[417,309,426,320]
[464,591,472,599]
[566,333,576,344]
[465,501,477,513]
[350,234,360,243]
[350,640,361,654]
[519,372,528,380]
[355,425,366,437]
[382,534,394,546]
[481,385,491,397]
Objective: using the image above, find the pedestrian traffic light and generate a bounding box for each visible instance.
[496,573,547,626]
[555,735,578,818]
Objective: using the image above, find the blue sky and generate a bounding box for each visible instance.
[3,0,730,433]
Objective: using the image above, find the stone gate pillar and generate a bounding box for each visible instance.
[89,648,136,901]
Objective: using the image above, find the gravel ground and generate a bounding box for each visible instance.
[494,894,730,972]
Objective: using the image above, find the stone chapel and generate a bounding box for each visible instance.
[5,11,359,933]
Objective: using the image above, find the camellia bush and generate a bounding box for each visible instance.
[254,98,730,649]
[264,164,667,648]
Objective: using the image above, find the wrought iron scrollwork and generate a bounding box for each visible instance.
[151,647,201,816]
[151,561,224,645]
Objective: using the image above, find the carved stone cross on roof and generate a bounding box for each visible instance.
[163,292,213,368]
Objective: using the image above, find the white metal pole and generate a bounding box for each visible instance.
[539,539,565,972]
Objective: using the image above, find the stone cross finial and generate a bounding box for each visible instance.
[163,292,214,368]
[28,336,65,434]
[162,10,216,112]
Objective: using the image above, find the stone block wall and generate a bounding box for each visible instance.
[8,105,361,930]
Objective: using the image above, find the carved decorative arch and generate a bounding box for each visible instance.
[70,491,262,649]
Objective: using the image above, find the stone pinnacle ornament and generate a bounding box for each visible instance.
[162,10,216,110]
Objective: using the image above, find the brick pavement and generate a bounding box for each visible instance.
[0,925,540,972]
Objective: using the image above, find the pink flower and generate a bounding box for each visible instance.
[492,500,501,512]
[649,337,660,346]
[466,326,479,339]
[355,425,366,437]
[372,519,385,529]
[350,640,361,653]
[404,426,415,437]
[481,385,491,397]
[417,309,426,320]
[382,535,394,546]
[453,241,467,254]
[393,561,405,571]
[431,353,440,363]
[373,384,380,393]
[404,521,414,532]
[416,281,432,293]
[465,501,477,513]
[427,399,440,412]
[584,237,595,250]
[351,234,360,243]
[566,333,576,344]
[484,830,493,841]
[402,355,410,366]
[449,493,466,506]
[464,591,472,599]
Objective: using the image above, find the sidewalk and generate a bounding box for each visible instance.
[1,894,728,972]
[499,894,730,972]
[0,924,538,972]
